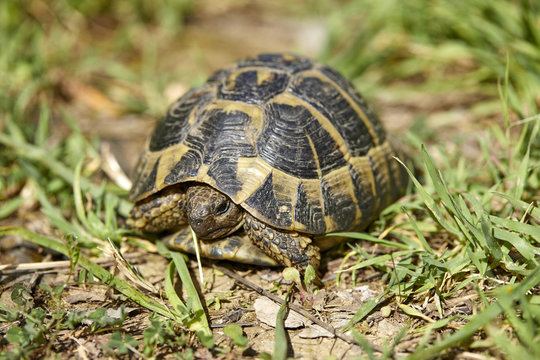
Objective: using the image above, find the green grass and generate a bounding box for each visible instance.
[324,0,540,116]
[324,1,540,357]
[1,0,539,359]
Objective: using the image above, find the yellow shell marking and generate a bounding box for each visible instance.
[256,68,277,86]
[233,157,274,203]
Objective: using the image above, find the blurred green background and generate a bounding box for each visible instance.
[2,0,538,132]
[2,0,539,178]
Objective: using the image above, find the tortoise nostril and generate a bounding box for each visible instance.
[191,218,203,227]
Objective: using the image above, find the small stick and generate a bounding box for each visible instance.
[190,226,205,284]
[0,254,141,273]
[100,142,132,190]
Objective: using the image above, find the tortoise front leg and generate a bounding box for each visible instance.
[128,187,188,233]
[243,213,321,271]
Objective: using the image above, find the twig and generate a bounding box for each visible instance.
[0,254,141,273]
[100,142,132,190]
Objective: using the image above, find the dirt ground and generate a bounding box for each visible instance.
[1,242,476,359]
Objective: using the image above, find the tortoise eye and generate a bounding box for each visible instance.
[215,201,230,215]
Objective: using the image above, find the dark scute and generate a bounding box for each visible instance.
[258,103,346,178]
[318,66,386,143]
[317,66,354,95]
[291,75,376,157]
[149,87,213,152]
[321,178,356,231]
[164,150,202,185]
[207,157,243,195]
[199,109,257,162]
[245,173,293,228]
[304,112,349,175]
[218,69,289,105]
[203,109,256,196]
[348,164,375,225]
[166,108,255,196]
[130,156,160,200]
[294,182,326,233]
[237,54,313,73]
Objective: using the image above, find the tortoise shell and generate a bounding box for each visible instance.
[130,54,407,236]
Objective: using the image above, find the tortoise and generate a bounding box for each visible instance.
[128,53,408,271]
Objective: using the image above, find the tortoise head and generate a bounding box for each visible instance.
[186,184,243,239]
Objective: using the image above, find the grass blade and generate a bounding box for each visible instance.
[169,251,212,339]
[164,261,189,314]
[491,192,540,218]
[492,228,540,262]
[395,156,461,237]
[0,196,24,220]
[0,226,172,318]
[489,215,540,242]
[404,210,434,255]
[408,266,540,359]
[421,146,458,216]
[342,291,388,332]
[273,286,293,360]
[330,232,410,249]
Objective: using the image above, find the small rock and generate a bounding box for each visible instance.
[253,297,306,328]
[354,285,378,302]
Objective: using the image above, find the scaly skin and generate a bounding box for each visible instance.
[243,212,321,271]
[127,186,187,233]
